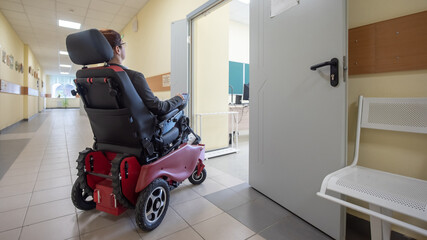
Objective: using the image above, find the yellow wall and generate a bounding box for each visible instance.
[194,5,230,151]
[0,12,24,130]
[348,1,427,238]
[0,11,44,129]
[120,0,206,97]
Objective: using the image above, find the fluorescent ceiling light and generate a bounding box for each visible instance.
[60,64,71,68]
[60,72,69,75]
[59,51,69,55]
[58,20,81,29]
[238,0,250,4]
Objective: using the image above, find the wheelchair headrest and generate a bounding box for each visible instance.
[66,29,114,65]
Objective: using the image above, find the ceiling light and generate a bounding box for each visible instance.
[59,51,69,55]
[60,72,69,75]
[58,20,81,29]
[60,64,71,68]
[238,0,250,4]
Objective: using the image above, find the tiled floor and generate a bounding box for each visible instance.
[0,109,333,240]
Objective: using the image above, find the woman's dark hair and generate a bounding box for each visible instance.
[99,29,121,49]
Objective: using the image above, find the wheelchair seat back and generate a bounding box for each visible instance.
[67,29,157,162]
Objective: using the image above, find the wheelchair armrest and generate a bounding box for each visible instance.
[157,109,179,122]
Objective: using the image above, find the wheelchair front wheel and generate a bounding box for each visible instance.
[188,168,207,185]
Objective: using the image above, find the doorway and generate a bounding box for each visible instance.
[188,0,250,182]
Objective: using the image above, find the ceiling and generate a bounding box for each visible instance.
[0,0,149,76]
[0,0,248,77]
[229,0,249,25]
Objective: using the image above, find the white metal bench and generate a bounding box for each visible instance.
[317,96,427,239]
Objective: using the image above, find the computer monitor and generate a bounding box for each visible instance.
[243,83,249,100]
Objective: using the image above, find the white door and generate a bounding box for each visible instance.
[170,19,188,97]
[249,0,347,239]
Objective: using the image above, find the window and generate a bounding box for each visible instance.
[50,76,75,98]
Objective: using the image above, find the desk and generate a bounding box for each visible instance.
[229,104,249,133]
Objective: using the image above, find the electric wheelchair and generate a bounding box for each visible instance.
[66,29,206,231]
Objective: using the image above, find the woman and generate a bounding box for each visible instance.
[99,29,184,115]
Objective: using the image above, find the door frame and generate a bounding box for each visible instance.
[186,0,230,124]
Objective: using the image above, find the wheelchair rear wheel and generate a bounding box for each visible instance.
[135,178,170,231]
[71,176,96,210]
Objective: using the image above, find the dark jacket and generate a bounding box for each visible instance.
[114,64,182,115]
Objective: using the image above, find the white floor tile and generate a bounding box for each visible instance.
[0,193,31,213]
[80,218,140,240]
[0,182,34,198]
[78,210,132,235]
[20,214,79,240]
[210,173,244,188]
[41,157,69,164]
[193,212,254,240]
[247,234,266,240]
[201,166,226,178]
[8,162,41,171]
[169,185,201,206]
[0,173,38,187]
[24,198,76,225]
[172,197,222,225]
[39,162,70,172]
[0,208,26,232]
[136,208,188,240]
[3,168,39,178]
[0,228,21,240]
[189,178,227,196]
[159,227,203,240]
[34,176,71,191]
[30,185,72,206]
[36,168,71,181]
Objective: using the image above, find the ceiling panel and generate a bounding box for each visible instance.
[86,9,114,22]
[7,18,31,27]
[24,6,56,18]
[56,2,87,16]
[1,9,28,21]
[103,0,126,5]
[13,25,33,33]
[0,0,24,12]
[124,0,148,9]
[56,12,85,23]
[117,6,138,18]
[89,0,120,15]
[21,0,55,11]
[55,0,90,8]
[27,14,56,25]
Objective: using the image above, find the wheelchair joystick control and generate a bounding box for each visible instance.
[71,90,77,96]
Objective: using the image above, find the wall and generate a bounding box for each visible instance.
[348,1,427,238]
[0,12,24,130]
[24,45,43,119]
[229,20,249,64]
[194,5,230,151]
[120,0,206,97]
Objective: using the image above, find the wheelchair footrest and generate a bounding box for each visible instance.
[94,179,127,216]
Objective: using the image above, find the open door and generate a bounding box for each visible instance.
[249,0,347,239]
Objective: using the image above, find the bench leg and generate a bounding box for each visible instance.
[369,204,392,240]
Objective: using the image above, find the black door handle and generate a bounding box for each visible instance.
[310,58,339,87]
